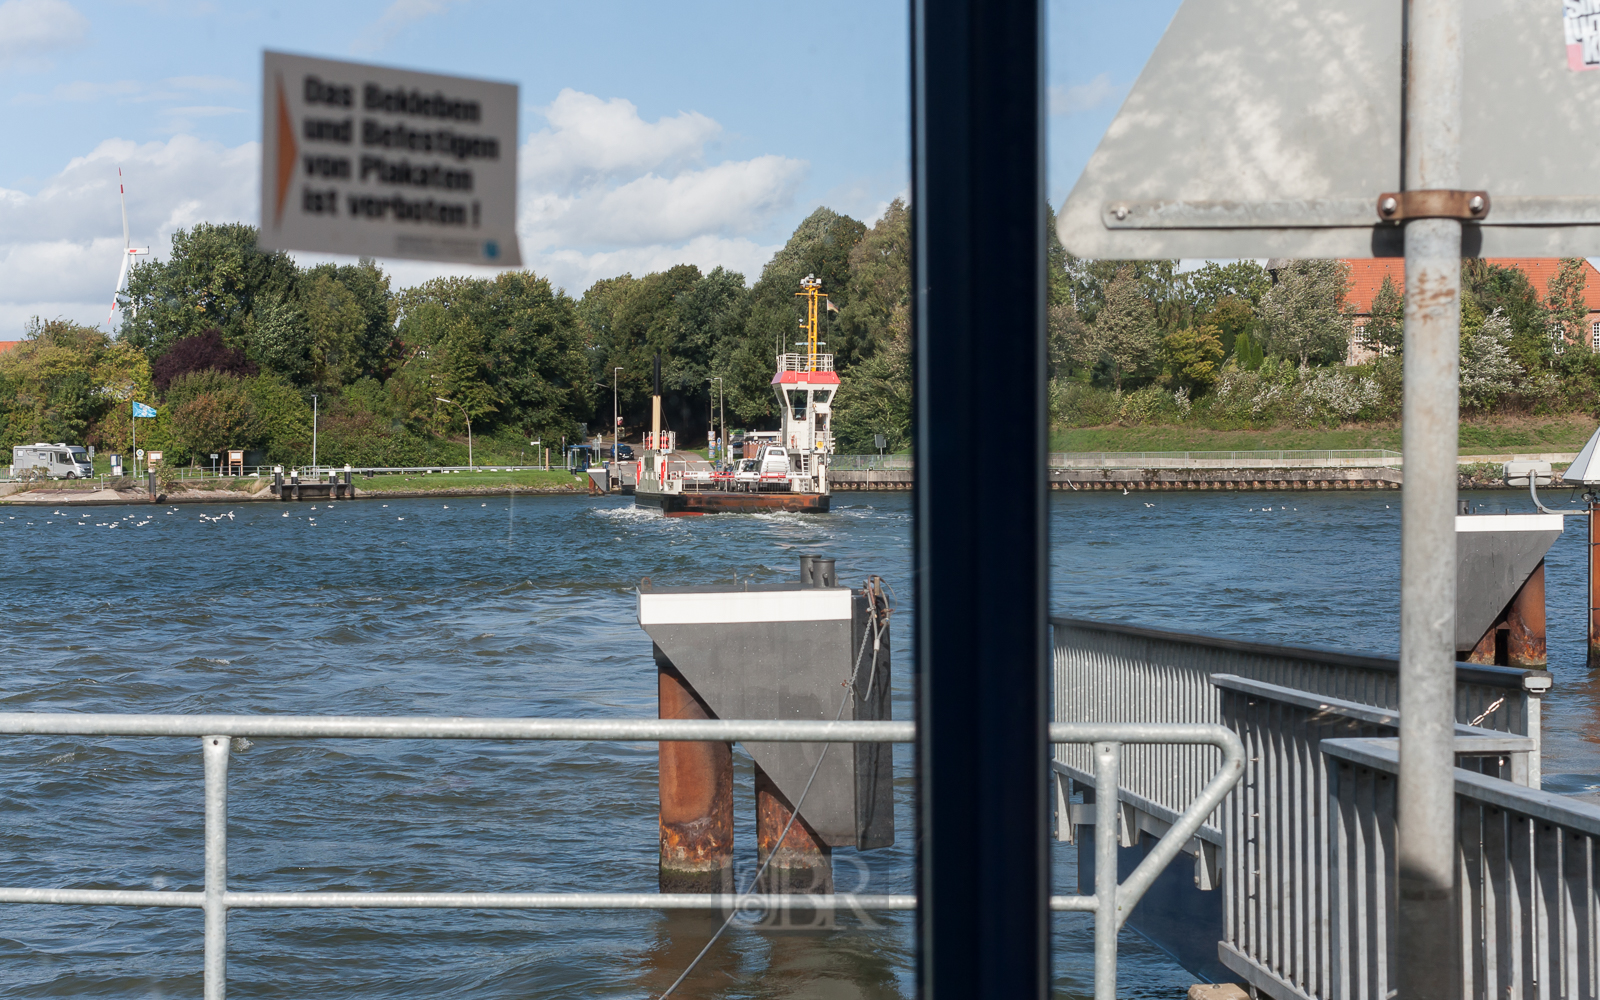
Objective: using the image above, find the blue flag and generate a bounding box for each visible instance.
[132,401,157,419]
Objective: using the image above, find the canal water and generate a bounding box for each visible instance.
[0,487,1594,998]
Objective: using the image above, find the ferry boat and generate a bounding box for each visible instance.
[634,275,837,515]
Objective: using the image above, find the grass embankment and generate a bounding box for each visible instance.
[354,470,582,493]
[1051,415,1597,455]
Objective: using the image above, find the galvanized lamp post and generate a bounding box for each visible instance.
[613,367,622,465]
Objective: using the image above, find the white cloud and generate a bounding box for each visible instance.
[520,89,807,253]
[532,235,783,296]
[0,89,808,331]
[523,90,721,191]
[0,135,256,334]
[0,0,88,72]
[351,0,468,55]
[1050,73,1121,116]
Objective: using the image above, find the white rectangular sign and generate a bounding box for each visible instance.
[259,50,521,266]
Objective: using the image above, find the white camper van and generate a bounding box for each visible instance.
[10,443,93,480]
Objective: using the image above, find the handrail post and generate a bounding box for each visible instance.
[203,735,229,1000]
[1092,741,1120,1000]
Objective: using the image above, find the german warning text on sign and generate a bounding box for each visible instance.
[260,51,521,266]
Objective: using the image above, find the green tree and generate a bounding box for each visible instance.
[244,372,312,464]
[1045,201,1071,307]
[120,223,299,358]
[0,319,155,454]
[165,371,257,464]
[247,294,312,382]
[1163,324,1225,395]
[726,207,867,427]
[579,264,705,434]
[303,272,366,390]
[1464,258,1544,373]
[834,199,909,369]
[396,271,592,445]
[1188,261,1271,313]
[1232,330,1266,371]
[1061,256,1187,332]
[1364,274,1404,357]
[1546,258,1590,353]
[831,321,911,453]
[1095,267,1162,392]
[1256,259,1354,367]
[1047,300,1087,380]
[1201,296,1258,357]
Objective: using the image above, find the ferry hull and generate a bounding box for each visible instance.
[635,490,831,515]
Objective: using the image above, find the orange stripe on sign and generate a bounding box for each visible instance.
[274,75,298,226]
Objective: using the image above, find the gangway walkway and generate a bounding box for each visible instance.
[1052,617,1588,999]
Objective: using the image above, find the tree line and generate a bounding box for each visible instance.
[1047,234,1600,428]
[0,200,910,467]
[7,200,1591,468]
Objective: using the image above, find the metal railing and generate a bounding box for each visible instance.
[1320,737,1600,1000]
[0,712,1241,1000]
[1214,675,1540,998]
[777,352,834,372]
[1051,618,1544,851]
[830,455,914,472]
[1217,669,1600,1000]
[1047,450,1405,471]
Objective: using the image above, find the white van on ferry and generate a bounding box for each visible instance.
[10,443,93,480]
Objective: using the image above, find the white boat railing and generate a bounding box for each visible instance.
[776,353,835,372]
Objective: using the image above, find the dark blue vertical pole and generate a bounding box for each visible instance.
[912,0,1048,997]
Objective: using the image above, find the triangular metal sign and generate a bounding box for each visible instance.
[1565,425,1600,486]
[1058,0,1600,260]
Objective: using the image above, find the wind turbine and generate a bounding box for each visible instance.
[107,167,149,328]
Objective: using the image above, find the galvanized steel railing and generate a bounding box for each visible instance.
[1051,619,1547,856]
[829,454,914,471]
[1217,665,1600,1000]
[0,712,1241,1000]
[1320,737,1600,1000]
[1213,675,1541,998]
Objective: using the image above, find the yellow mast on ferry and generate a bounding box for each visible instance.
[795,274,824,372]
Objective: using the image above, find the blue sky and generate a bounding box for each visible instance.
[0,0,1180,334]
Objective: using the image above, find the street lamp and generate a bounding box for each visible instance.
[311,393,318,472]
[436,397,472,468]
[529,440,541,470]
[613,367,623,464]
[709,376,724,467]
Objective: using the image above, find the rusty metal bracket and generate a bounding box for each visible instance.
[1376,190,1490,222]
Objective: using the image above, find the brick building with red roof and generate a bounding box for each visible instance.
[1340,258,1600,363]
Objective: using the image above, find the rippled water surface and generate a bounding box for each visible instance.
[2,487,1594,998]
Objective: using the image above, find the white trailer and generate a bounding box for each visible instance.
[10,443,93,480]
